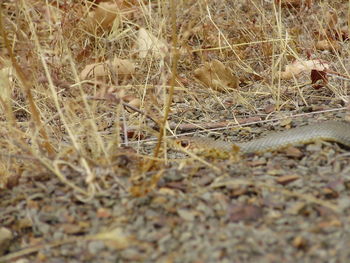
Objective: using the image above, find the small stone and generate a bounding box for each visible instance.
[284,146,303,158]
[228,203,263,222]
[177,209,196,221]
[88,240,105,254]
[287,202,307,215]
[121,248,145,261]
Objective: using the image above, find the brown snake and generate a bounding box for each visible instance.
[176,120,350,158]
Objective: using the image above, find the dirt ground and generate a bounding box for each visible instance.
[1,0,350,262]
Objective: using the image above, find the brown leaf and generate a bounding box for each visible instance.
[326,11,338,30]
[80,57,135,80]
[86,2,120,32]
[112,57,136,76]
[280,59,330,80]
[316,219,342,229]
[135,28,169,59]
[0,227,13,256]
[125,128,145,140]
[338,26,349,41]
[275,0,312,9]
[79,62,109,80]
[158,187,177,196]
[310,69,328,86]
[276,175,301,185]
[283,146,303,158]
[61,223,84,234]
[126,98,141,110]
[230,187,249,198]
[315,39,340,52]
[194,59,239,91]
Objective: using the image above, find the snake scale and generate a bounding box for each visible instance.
[176,120,350,157]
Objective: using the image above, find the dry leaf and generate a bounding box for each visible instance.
[276,174,301,185]
[193,59,239,91]
[338,26,349,41]
[316,219,342,229]
[284,146,303,158]
[80,57,135,80]
[61,223,84,234]
[0,67,13,101]
[135,28,169,59]
[310,69,328,88]
[86,2,120,32]
[158,187,177,196]
[42,3,62,24]
[80,62,106,80]
[275,0,312,8]
[280,59,330,80]
[92,227,132,250]
[112,57,135,76]
[326,11,338,30]
[127,98,141,109]
[0,227,12,255]
[315,39,340,52]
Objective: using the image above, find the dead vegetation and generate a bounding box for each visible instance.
[1,0,350,261]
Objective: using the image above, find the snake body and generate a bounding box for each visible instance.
[178,121,350,156]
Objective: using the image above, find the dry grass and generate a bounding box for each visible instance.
[0,0,349,197]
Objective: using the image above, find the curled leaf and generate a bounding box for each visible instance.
[80,57,135,80]
[194,59,239,91]
[135,28,169,59]
[280,59,330,80]
[86,2,120,32]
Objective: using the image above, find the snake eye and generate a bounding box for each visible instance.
[180,140,190,148]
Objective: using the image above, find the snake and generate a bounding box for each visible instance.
[176,120,350,158]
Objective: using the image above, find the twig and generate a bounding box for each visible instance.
[170,116,261,132]
[142,0,179,172]
[326,69,350,81]
[87,95,160,128]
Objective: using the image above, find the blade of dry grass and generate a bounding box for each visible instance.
[0,5,54,155]
[143,0,179,172]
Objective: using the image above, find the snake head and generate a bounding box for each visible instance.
[174,137,241,160]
